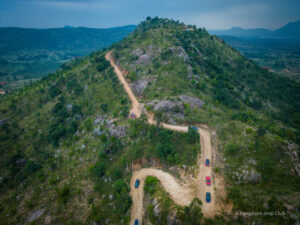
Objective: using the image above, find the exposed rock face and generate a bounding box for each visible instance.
[170,46,189,62]
[179,95,204,109]
[66,103,73,111]
[231,168,262,184]
[94,116,105,126]
[109,125,127,138]
[137,54,151,64]
[132,44,161,65]
[93,127,104,136]
[131,76,156,96]
[167,213,180,225]
[26,208,45,224]
[287,143,300,177]
[132,48,143,57]
[147,100,184,112]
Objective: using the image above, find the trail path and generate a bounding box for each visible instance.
[105,51,221,225]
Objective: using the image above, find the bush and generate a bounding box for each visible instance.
[187,127,199,144]
[144,176,159,195]
[225,142,240,157]
[57,185,71,203]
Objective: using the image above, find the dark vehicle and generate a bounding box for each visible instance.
[135,179,140,188]
[206,192,211,203]
[190,126,198,131]
[134,219,139,225]
[205,158,210,167]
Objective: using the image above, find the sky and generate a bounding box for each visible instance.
[0,0,300,30]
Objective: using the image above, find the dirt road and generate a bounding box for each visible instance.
[106,51,221,224]
[105,51,141,118]
[131,168,194,223]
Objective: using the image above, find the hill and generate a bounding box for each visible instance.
[0,17,299,225]
[209,20,300,39]
[272,20,300,38]
[209,27,271,38]
[0,25,136,91]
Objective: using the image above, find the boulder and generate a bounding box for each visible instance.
[167,213,180,225]
[94,116,105,125]
[16,159,27,166]
[109,126,127,138]
[170,46,189,62]
[93,127,104,136]
[26,208,45,224]
[137,54,151,64]
[132,48,144,57]
[179,95,204,109]
[147,100,184,112]
[66,104,73,111]
[131,76,156,96]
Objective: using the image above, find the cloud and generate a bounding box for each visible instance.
[34,0,114,11]
[0,0,300,29]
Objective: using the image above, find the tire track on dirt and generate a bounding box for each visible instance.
[105,51,222,225]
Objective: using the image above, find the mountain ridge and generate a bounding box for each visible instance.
[209,20,300,38]
[0,17,299,224]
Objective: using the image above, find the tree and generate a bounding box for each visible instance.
[100,103,108,113]
[188,127,199,144]
[177,198,203,225]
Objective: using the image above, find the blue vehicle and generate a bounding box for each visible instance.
[206,192,211,203]
[134,219,139,225]
[205,158,210,167]
[190,126,199,131]
[135,179,140,188]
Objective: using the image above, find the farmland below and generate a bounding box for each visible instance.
[218,36,300,81]
[0,25,136,91]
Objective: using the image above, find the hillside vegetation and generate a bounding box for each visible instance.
[0,17,299,225]
[112,17,300,224]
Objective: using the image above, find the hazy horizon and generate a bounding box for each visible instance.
[1,0,300,30]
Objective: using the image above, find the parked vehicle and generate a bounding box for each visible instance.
[205,158,210,167]
[206,176,211,186]
[130,113,136,118]
[190,126,198,131]
[135,179,140,188]
[206,192,211,202]
[134,219,139,225]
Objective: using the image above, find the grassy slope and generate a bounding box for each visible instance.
[0,17,299,224]
[113,17,300,224]
[0,43,200,224]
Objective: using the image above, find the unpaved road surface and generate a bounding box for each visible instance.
[105,51,141,118]
[106,51,222,225]
[131,168,194,223]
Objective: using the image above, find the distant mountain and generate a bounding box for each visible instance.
[0,25,137,89]
[209,27,271,37]
[1,17,299,225]
[272,20,300,38]
[209,20,300,39]
[0,25,137,55]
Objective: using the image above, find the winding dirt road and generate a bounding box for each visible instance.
[105,51,220,225]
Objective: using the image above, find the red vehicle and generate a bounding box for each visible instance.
[206,176,211,186]
[130,113,136,118]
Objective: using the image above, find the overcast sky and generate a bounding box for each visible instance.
[0,0,300,29]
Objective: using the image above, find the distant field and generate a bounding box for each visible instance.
[220,36,300,81]
[0,25,136,91]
